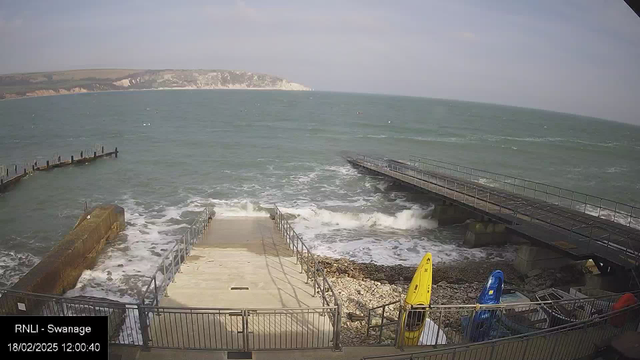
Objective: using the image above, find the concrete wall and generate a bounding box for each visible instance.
[432,204,476,226]
[11,205,125,296]
[463,221,508,247]
[513,244,574,274]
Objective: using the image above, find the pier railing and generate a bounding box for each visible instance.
[366,291,639,349]
[363,301,640,360]
[409,155,639,229]
[349,155,640,267]
[273,204,342,350]
[141,207,212,306]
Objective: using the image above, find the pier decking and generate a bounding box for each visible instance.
[346,154,640,274]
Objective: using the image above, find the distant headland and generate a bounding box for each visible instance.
[0,69,311,99]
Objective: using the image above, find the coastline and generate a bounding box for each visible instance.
[0,86,313,102]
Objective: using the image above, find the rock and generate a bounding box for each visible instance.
[527,269,543,278]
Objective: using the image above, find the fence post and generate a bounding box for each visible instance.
[138,305,150,350]
[313,260,317,296]
[334,303,342,351]
[153,277,159,306]
[395,306,405,350]
[242,309,250,352]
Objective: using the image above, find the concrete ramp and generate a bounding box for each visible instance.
[161,217,322,308]
[150,217,334,350]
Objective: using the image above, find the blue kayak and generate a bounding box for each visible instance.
[465,270,505,342]
[477,270,504,305]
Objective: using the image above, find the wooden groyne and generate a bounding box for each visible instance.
[0,146,119,193]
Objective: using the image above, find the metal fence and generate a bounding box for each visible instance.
[141,207,212,306]
[363,302,640,360]
[143,306,338,351]
[273,204,342,349]
[349,155,640,267]
[0,287,145,346]
[409,155,639,229]
[366,291,639,349]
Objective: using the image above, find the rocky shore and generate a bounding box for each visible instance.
[318,256,586,346]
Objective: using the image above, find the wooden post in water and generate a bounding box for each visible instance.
[58,156,61,163]
[14,165,17,174]
[94,151,97,158]
[115,147,118,158]
[102,146,104,154]
[32,164,35,171]
[46,161,49,169]
[80,151,83,158]
[71,155,74,164]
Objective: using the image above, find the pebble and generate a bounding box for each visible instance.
[317,256,587,346]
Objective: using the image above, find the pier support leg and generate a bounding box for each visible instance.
[432,204,475,226]
[513,244,574,274]
[463,221,508,247]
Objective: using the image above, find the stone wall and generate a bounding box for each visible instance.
[11,205,125,296]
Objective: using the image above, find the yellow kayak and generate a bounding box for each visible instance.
[402,253,433,346]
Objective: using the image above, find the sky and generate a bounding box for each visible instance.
[1,0,639,124]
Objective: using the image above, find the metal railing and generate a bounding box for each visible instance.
[409,156,639,228]
[367,300,403,345]
[0,287,145,346]
[365,291,638,348]
[143,306,338,351]
[273,204,342,350]
[349,155,640,267]
[141,207,212,306]
[363,301,640,360]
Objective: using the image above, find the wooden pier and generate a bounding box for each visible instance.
[0,146,118,193]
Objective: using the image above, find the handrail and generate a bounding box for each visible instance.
[351,155,640,264]
[140,207,212,306]
[410,155,639,227]
[273,204,342,350]
[0,287,139,306]
[364,301,640,359]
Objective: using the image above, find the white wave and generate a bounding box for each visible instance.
[403,136,467,143]
[584,205,640,230]
[323,165,359,177]
[280,206,437,238]
[210,199,269,218]
[67,198,203,302]
[0,250,39,287]
[483,135,619,147]
[605,167,627,173]
[357,135,388,138]
[292,171,319,184]
[477,178,502,188]
[319,198,369,207]
[310,237,517,266]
